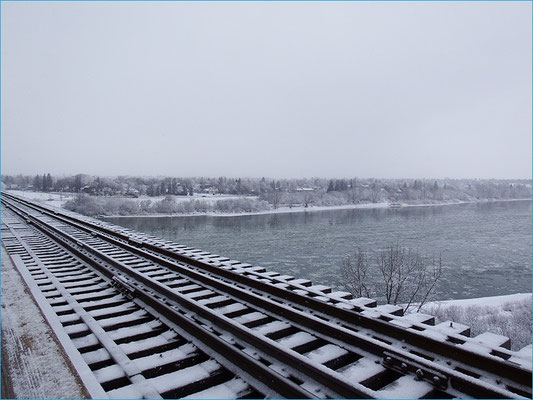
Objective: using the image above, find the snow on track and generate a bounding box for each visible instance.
[1,246,87,399]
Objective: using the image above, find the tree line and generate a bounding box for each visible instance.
[2,174,531,210]
[62,194,271,217]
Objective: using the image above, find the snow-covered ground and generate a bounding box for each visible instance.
[121,201,392,218]
[6,190,254,204]
[185,198,528,218]
[8,190,526,218]
[6,190,261,212]
[418,293,532,351]
[422,293,531,309]
[1,246,87,399]
[6,190,75,209]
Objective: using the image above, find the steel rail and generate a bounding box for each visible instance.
[2,194,531,398]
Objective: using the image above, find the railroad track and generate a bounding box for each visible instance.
[1,192,531,399]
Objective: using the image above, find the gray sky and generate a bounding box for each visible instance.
[2,1,531,179]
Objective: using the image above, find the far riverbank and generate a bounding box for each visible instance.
[6,190,531,219]
[100,198,530,218]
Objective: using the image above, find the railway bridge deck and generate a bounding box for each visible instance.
[1,192,531,399]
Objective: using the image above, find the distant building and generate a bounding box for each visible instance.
[202,187,218,195]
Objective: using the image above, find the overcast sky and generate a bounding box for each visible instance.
[1,1,531,179]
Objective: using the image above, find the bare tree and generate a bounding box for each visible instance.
[341,244,443,313]
[285,193,296,209]
[370,183,381,203]
[347,189,359,204]
[303,192,314,208]
[261,191,283,209]
[341,248,372,298]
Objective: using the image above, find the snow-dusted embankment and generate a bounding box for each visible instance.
[419,293,532,351]
[8,189,531,218]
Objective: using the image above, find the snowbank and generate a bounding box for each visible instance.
[419,293,532,351]
[422,293,531,309]
[6,190,75,209]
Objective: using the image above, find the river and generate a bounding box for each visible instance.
[102,200,532,301]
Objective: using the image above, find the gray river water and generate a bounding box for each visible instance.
[103,200,532,301]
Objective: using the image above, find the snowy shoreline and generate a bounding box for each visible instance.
[6,190,530,219]
[100,198,530,219]
[418,293,532,351]
[420,292,532,309]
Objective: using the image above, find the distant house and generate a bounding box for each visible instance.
[202,187,218,195]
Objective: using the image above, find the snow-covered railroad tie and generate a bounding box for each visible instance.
[1,192,531,399]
